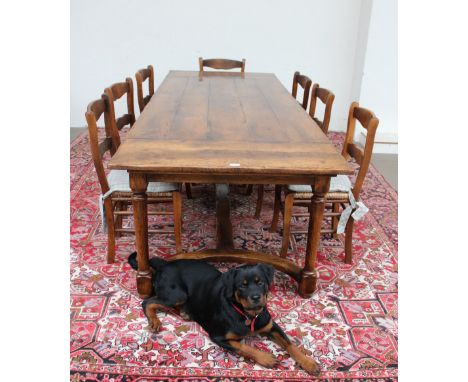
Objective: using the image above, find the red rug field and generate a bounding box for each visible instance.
[70,131,398,381]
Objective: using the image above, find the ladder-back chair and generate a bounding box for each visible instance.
[135,65,155,112]
[85,97,182,263]
[103,77,136,150]
[309,83,335,135]
[269,101,379,264]
[292,71,312,110]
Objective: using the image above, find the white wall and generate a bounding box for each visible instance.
[358,0,398,153]
[71,0,365,131]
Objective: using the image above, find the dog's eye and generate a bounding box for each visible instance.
[257,280,263,286]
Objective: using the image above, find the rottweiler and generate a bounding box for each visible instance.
[128,252,320,375]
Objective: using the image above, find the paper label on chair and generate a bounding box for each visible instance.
[229,163,241,167]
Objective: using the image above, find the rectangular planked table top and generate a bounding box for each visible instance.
[108,70,353,177]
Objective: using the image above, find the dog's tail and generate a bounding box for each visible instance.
[127,252,167,271]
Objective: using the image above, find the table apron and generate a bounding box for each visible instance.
[133,172,337,185]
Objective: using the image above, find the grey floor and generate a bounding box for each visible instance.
[71,127,85,141]
[71,127,397,190]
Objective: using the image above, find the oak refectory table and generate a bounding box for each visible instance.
[108,70,353,299]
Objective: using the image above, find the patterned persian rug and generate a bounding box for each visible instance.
[70,131,398,381]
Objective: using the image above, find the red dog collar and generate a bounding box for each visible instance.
[231,303,263,332]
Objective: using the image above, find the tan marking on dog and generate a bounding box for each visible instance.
[144,303,164,332]
[227,339,277,368]
[270,331,320,376]
[255,319,273,335]
[225,331,242,340]
[234,291,250,310]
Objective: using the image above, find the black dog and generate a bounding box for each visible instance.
[128,252,320,375]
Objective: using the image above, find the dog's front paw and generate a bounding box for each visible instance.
[146,316,162,332]
[299,357,320,376]
[255,352,278,368]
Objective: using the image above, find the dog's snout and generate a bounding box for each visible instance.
[251,294,261,302]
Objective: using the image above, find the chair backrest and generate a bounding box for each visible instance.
[309,83,335,135]
[199,57,246,73]
[291,71,312,110]
[85,98,115,194]
[135,65,155,112]
[103,77,136,149]
[342,102,380,199]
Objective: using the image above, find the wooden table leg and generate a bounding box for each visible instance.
[298,176,330,298]
[129,172,152,299]
[216,184,235,250]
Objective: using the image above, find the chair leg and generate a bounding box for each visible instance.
[331,202,339,239]
[104,198,116,264]
[172,191,183,254]
[254,185,264,219]
[269,185,282,232]
[344,218,354,264]
[185,183,193,199]
[114,201,128,238]
[280,193,295,257]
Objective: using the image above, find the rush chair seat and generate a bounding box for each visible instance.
[253,71,313,219]
[309,83,335,135]
[135,64,155,112]
[269,101,379,264]
[85,97,183,264]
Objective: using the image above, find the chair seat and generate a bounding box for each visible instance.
[288,175,352,200]
[106,170,178,197]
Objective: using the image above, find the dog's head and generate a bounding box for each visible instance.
[221,264,275,317]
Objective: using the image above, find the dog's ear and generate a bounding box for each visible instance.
[221,268,238,297]
[258,264,275,287]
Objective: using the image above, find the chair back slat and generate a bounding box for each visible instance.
[87,98,106,120]
[353,106,375,129]
[346,143,364,166]
[199,57,246,72]
[342,102,379,198]
[142,95,152,106]
[135,65,155,112]
[99,137,113,158]
[291,71,312,110]
[116,114,133,131]
[137,67,151,81]
[107,82,129,100]
[309,83,335,134]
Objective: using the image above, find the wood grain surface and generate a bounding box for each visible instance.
[109,71,352,178]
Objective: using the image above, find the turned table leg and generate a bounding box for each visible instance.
[298,176,330,298]
[129,172,152,299]
[215,184,234,250]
